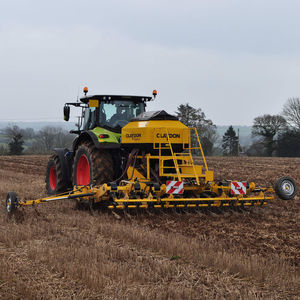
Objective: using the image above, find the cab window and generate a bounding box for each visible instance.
[100,101,145,129]
[83,107,96,130]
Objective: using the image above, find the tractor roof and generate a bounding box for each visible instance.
[80,95,152,104]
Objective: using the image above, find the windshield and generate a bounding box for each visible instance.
[82,100,145,131]
[100,100,145,130]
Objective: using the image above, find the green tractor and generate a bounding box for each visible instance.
[45,87,156,195]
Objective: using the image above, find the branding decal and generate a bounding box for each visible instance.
[126,133,141,140]
[156,133,180,139]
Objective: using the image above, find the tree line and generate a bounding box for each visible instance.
[1,98,299,157]
[176,98,300,157]
[0,126,73,155]
[222,98,300,157]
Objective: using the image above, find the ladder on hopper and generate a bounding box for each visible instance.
[155,128,208,185]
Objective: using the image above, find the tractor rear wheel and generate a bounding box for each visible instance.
[73,142,114,186]
[45,154,67,195]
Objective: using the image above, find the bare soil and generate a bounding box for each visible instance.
[0,155,299,299]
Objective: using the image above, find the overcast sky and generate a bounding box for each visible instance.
[1,0,300,125]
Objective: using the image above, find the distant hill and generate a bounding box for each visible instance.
[0,121,76,131]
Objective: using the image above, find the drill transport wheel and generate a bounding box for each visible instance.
[275,176,297,200]
[5,192,19,215]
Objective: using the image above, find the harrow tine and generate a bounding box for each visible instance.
[111,210,122,220]
[196,209,206,217]
[213,207,223,215]
[123,209,133,219]
[145,208,155,216]
[185,208,194,215]
[174,207,183,215]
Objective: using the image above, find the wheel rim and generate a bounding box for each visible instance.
[49,166,57,190]
[281,180,294,196]
[6,197,12,213]
[76,154,90,185]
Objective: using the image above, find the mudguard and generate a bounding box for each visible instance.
[72,130,122,180]
[72,131,121,151]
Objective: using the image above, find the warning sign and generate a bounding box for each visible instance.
[231,181,247,195]
[166,181,184,194]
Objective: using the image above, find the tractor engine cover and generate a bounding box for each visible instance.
[121,110,190,154]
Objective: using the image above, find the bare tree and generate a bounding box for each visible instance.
[282,98,300,131]
[28,126,73,154]
[252,114,287,156]
[21,127,35,139]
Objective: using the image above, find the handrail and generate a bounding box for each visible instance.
[151,126,208,185]
[164,127,182,181]
[192,128,208,171]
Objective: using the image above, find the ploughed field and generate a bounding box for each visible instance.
[0,156,299,299]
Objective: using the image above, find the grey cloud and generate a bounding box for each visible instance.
[0,0,300,125]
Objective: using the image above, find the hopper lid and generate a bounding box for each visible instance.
[131,110,178,121]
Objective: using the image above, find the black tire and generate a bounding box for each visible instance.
[73,142,114,187]
[6,192,18,215]
[45,154,67,195]
[275,176,297,200]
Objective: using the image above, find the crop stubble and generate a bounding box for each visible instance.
[0,156,299,299]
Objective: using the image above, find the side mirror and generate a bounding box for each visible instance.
[64,106,70,121]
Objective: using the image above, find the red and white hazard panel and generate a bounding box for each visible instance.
[166,181,184,194]
[231,181,247,195]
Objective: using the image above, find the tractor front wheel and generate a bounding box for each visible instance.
[73,143,114,187]
[45,154,67,195]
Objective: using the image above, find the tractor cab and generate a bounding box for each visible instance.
[64,88,155,133]
[81,95,150,133]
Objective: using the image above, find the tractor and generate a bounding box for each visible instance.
[45,87,155,195]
